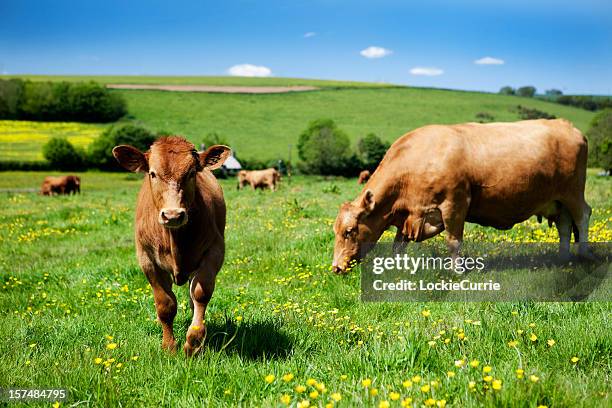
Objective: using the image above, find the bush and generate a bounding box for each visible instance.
[297,119,359,176]
[201,132,230,149]
[499,86,515,95]
[516,105,556,120]
[517,86,536,98]
[42,137,87,170]
[0,78,126,122]
[475,112,495,123]
[88,124,157,170]
[587,109,612,174]
[555,95,612,111]
[357,133,389,171]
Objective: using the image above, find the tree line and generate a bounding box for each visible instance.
[499,85,612,111]
[0,79,127,122]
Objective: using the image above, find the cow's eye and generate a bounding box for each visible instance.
[149,171,156,179]
[344,228,354,238]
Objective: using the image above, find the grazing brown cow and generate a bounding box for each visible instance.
[236,168,280,191]
[40,175,81,195]
[332,119,591,273]
[112,136,231,356]
[358,170,371,184]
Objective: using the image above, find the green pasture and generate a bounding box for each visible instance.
[1,75,394,89]
[0,76,596,163]
[0,171,610,407]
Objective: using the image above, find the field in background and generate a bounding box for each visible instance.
[119,87,595,161]
[0,76,597,163]
[2,75,396,89]
[0,121,103,162]
[0,171,610,407]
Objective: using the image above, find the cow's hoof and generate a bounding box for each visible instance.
[162,339,177,354]
[183,342,202,357]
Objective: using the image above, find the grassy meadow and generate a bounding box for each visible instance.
[0,76,596,163]
[0,171,610,407]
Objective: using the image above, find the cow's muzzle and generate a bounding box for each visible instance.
[159,208,187,228]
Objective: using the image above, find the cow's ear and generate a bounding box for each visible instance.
[112,145,149,173]
[199,145,231,171]
[360,189,376,214]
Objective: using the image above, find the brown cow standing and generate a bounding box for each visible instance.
[236,168,280,191]
[112,136,231,356]
[332,119,591,273]
[358,170,371,184]
[40,175,81,195]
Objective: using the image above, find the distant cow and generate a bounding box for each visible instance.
[113,136,231,356]
[40,175,81,195]
[332,119,591,273]
[237,168,280,191]
[358,170,371,184]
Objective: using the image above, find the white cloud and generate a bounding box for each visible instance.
[227,64,272,77]
[410,67,444,76]
[360,46,393,59]
[474,56,504,65]
[303,32,316,38]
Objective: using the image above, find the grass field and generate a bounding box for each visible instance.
[1,75,396,89]
[0,76,597,163]
[118,87,595,161]
[0,171,610,407]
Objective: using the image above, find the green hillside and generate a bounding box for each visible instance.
[117,87,595,162]
[0,76,597,163]
[1,74,394,89]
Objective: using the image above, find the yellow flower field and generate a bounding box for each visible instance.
[0,120,103,161]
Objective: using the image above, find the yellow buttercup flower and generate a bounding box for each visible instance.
[470,359,479,368]
[402,379,413,388]
[282,373,294,382]
[447,371,455,378]
[306,378,317,386]
[265,374,275,384]
[362,378,372,387]
[482,366,492,373]
[309,390,319,399]
[370,388,379,396]
[106,343,117,350]
[401,398,413,407]
[492,380,502,390]
[571,356,579,364]
[390,392,400,401]
[529,375,540,383]
[379,401,390,408]
[530,333,538,342]
[421,310,431,317]
[412,375,422,383]
[483,375,493,382]
[421,384,431,393]
[295,385,306,393]
[331,392,341,402]
[280,395,291,405]
[547,339,555,347]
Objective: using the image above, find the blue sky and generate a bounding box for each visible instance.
[1,0,610,94]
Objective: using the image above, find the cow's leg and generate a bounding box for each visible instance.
[393,228,407,254]
[141,258,177,352]
[438,203,467,259]
[564,199,592,257]
[556,205,572,260]
[184,246,223,356]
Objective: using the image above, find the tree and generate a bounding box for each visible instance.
[201,132,230,149]
[297,118,357,175]
[517,86,536,98]
[357,133,389,171]
[545,89,563,96]
[42,137,86,170]
[88,124,157,170]
[499,86,515,95]
[587,109,612,174]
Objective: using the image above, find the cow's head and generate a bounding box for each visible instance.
[332,189,377,274]
[113,137,231,228]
